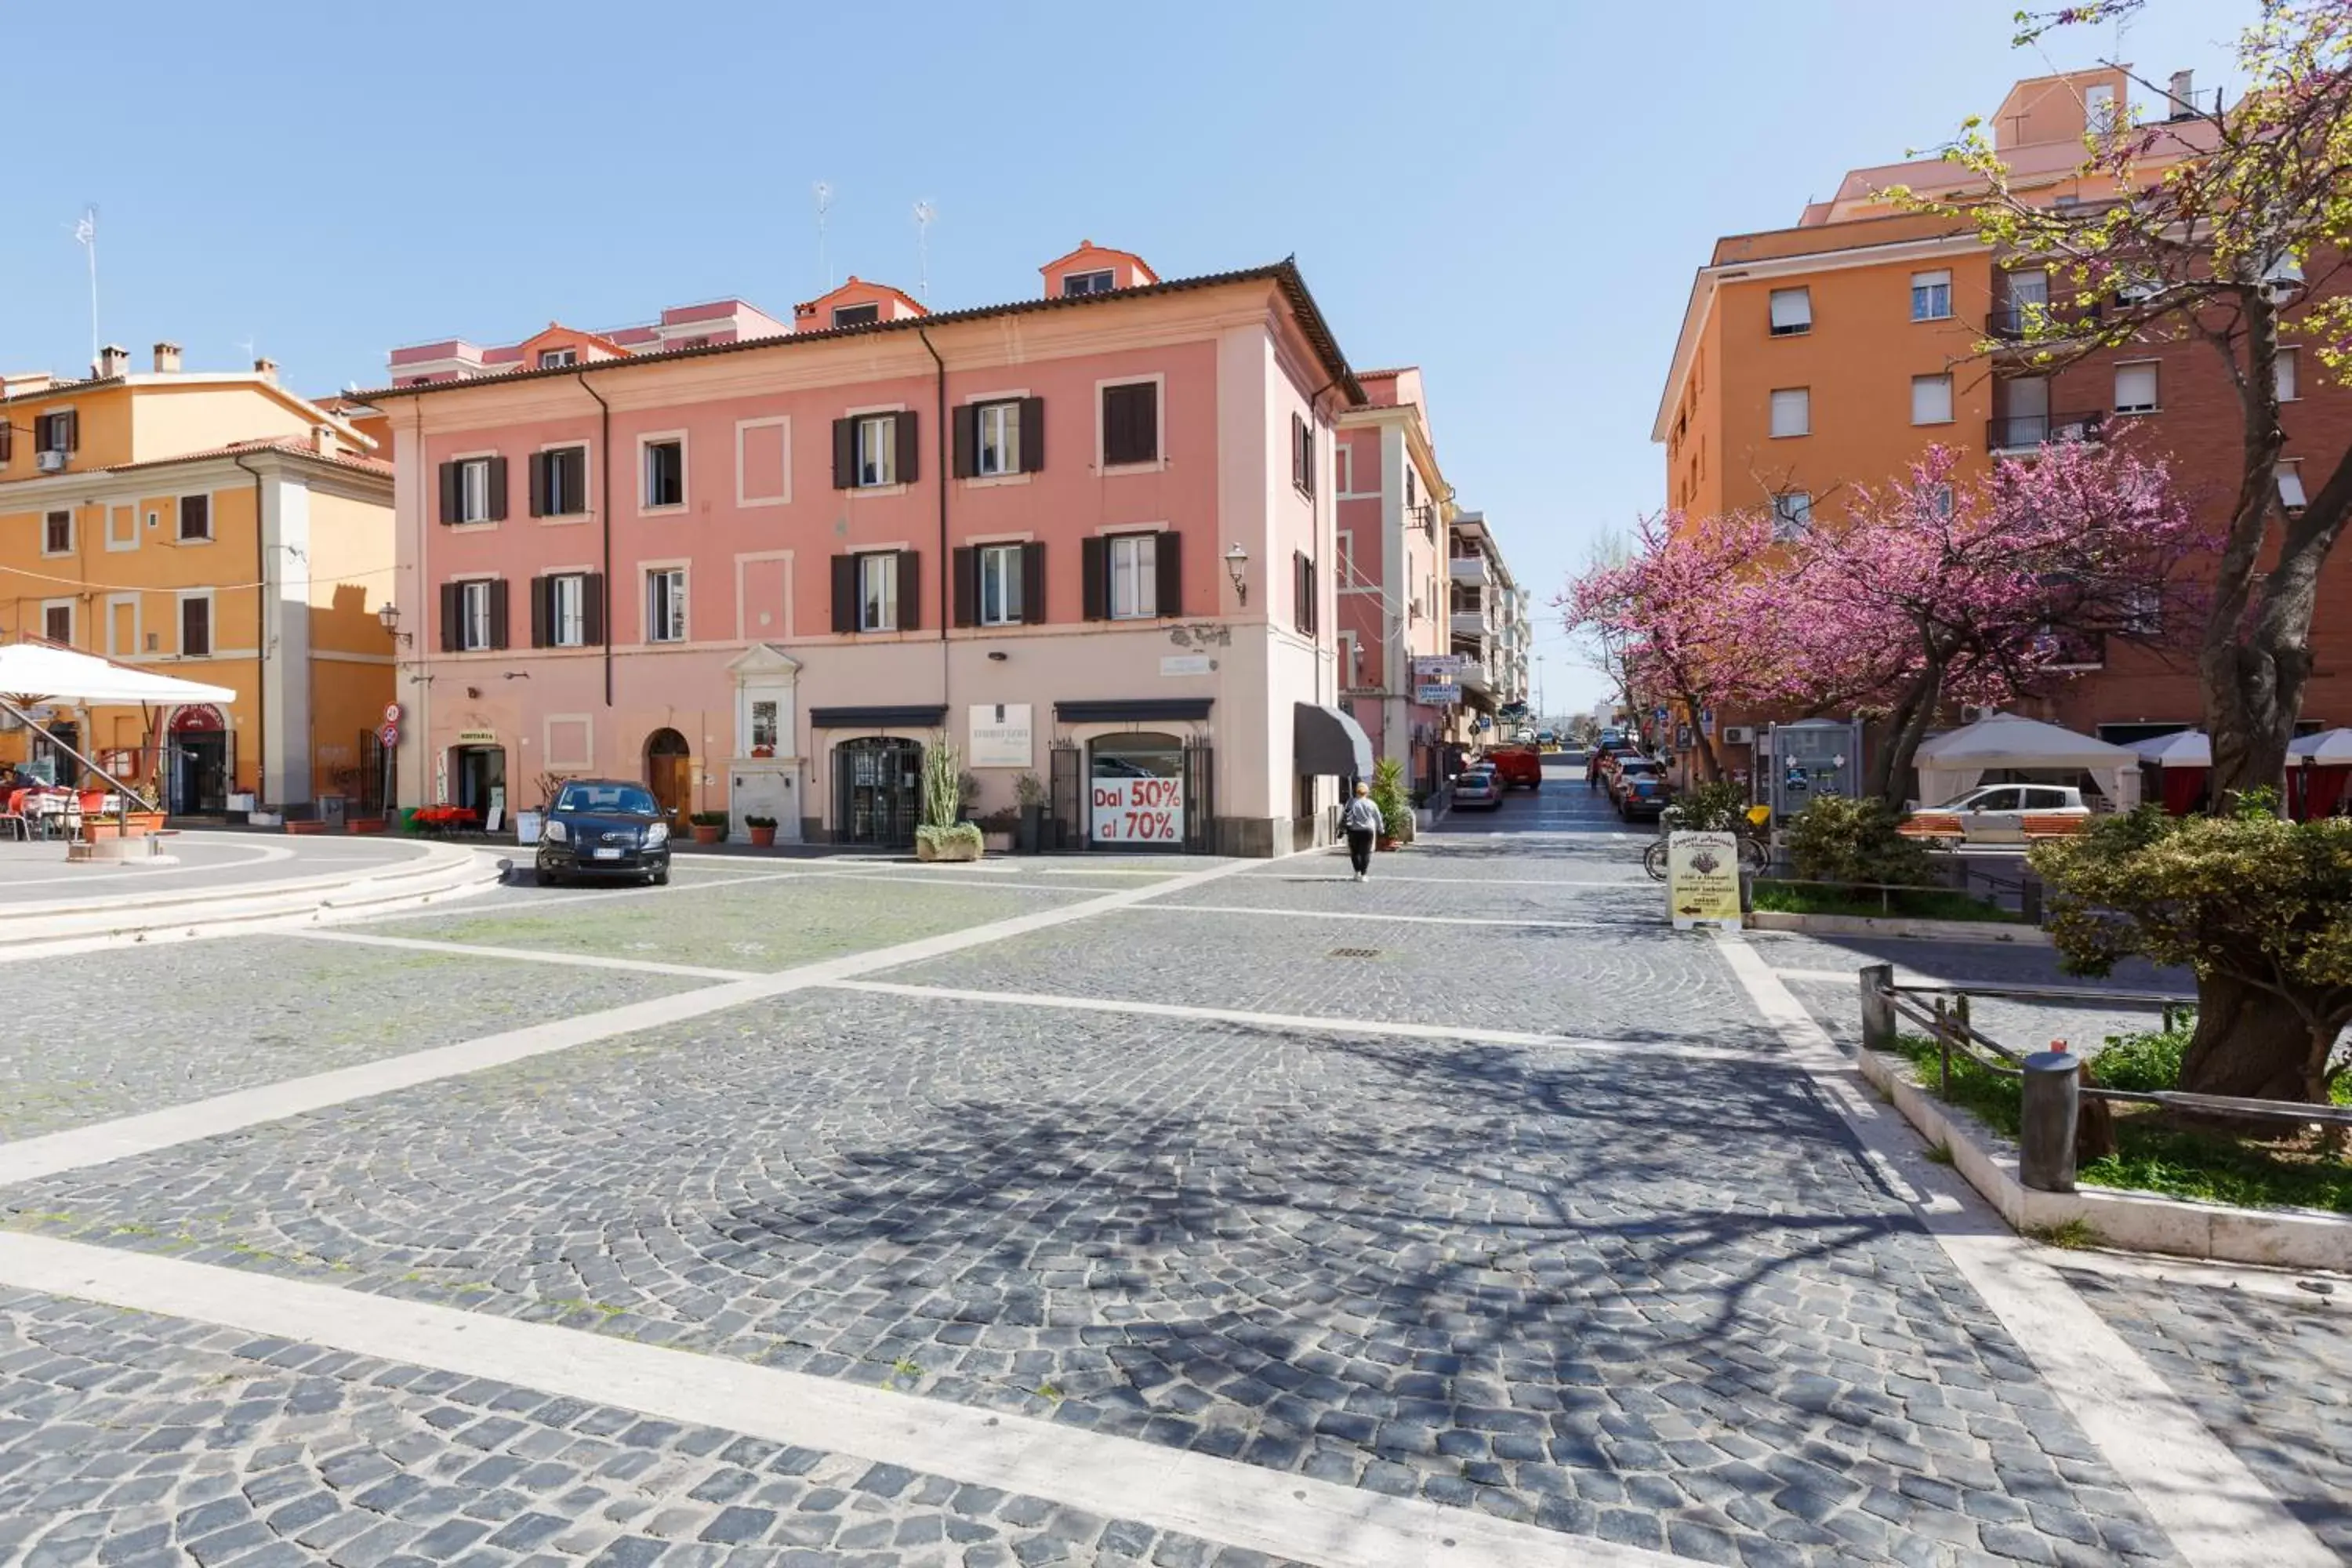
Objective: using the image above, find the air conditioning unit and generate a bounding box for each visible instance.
[35,450,67,472]
[1721,725,1755,746]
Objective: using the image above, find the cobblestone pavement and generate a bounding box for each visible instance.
[2058,1269,2352,1563]
[0,1289,1279,1568]
[5,988,2183,1565]
[0,935,703,1141]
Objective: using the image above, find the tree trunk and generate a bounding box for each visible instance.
[1867,666,1941,808]
[2180,973,2322,1102]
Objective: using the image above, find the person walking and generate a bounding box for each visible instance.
[1341,781,1383,882]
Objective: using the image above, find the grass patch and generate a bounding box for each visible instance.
[1750,880,2023,924]
[1888,1033,2352,1213]
[1922,1141,1955,1166]
[2024,1218,2101,1250]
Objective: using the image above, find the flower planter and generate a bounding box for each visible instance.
[1377,837,1403,852]
[916,829,984,862]
[691,824,724,845]
[748,826,777,848]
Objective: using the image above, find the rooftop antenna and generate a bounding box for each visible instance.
[69,206,97,371]
[913,200,936,303]
[234,334,257,368]
[812,181,833,291]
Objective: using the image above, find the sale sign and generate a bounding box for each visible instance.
[1091,775,1184,844]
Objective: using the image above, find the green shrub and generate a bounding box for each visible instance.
[688,810,729,827]
[743,815,778,829]
[2092,1019,2190,1093]
[1662,779,1748,833]
[1786,795,1934,887]
[1370,757,1410,841]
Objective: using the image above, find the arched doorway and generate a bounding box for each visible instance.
[1088,731,1186,850]
[645,728,693,824]
[833,736,922,848]
[168,703,231,814]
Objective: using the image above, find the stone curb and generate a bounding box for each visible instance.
[1748,909,2053,946]
[1858,1043,2352,1272]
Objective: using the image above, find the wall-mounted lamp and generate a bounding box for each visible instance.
[503,671,532,681]
[1223,543,1250,606]
[986,650,1009,662]
[465,686,483,700]
[376,601,412,647]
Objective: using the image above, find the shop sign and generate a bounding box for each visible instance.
[171,703,227,733]
[455,728,498,745]
[1415,684,1461,706]
[1091,775,1184,844]
[1411,655,1464,680]
[1160,654,1213,677]
[967,703,1033,768]
[1666,830,1742,931]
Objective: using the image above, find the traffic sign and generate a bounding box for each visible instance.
[379,723,400,746]
[383,703,403,724]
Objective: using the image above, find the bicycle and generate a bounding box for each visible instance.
[1642,822,1769,880]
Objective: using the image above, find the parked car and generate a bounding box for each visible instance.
[1910,784,2089,844]
[1606,756,1663,804]
[535,779,673,886]
[1617,774,1669,822]
[1488,745,1544,790]
[1452,769,1502,810]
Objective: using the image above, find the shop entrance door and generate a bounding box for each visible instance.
[169,731,228,812]
[1087,732,1186,851]
[646,728,693,825]
[452,746,506,821]
[833,737,922,848]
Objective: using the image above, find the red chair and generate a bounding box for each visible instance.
[0,789,27,842]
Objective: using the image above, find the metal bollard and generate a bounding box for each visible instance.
[2020,1048,2082,1193]
[2021,874,2043,926]
[1858,964,1896,1053]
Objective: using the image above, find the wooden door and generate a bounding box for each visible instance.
[650,753,692,823]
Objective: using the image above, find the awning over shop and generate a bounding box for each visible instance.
[1054,698,1213,724]
[808,704,948,730]
[1295,701,1374,778]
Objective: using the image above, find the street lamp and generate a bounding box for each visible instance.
[376,601,412,648]
[1223,543,1250,606]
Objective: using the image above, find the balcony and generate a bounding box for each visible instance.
[1987,300,2102,341]
[1987,409,2106,454]
[1448,554,1490,586]
[1452,611,1492,641]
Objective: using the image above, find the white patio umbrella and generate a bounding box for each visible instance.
[1915,710,2143,809]
[0,641,238,825]
[2130,730,2212,768]
[2288,728,2352,764]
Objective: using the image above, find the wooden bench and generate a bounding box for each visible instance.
[283,819,330,836]
[2021,813,2088,838]
[1898,812,1962,839]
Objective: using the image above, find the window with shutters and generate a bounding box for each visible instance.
[976,401,1022,477]
[1109,534,1158,619]
[855,416,897,488]
[1294,553,1318,635]
[178,494,212,542]
[459,459,493,523]
[643,437,685,510]
[42,601,71,644]
[1911,270,1953,322]
[647,568,688,643]
[1101,380,1160,468]
[42,510,71,555]
[833,303,881,328]
[858,552,898,631]
[1769,288,1813,336]
[978,543,1025,626]
[35,409,76,453]
[180,593,212,658]
[1062,270,1115,296]
[2114,361,2160,414]
[458,580,495,651]
[551,574,587,647]
[1769,387,1810,438]
[533,446,590,516]
[1911,373,1954,426]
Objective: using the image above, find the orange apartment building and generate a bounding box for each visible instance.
[1653,67,2350,790]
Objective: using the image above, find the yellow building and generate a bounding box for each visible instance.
[0,343,395,815]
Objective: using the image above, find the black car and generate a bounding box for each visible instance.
[535,779,673,887]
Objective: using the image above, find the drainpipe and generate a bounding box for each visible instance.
[232,452,267,809]
[916,328,950,711]
[576,371,613,707]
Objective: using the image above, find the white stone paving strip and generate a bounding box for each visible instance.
[0,1232,1686,1568]
[1711,931,2339,1568]
[292,927,762,981]
[332,866,826,923]
[826,978,1798,1065]
[1121,903,1617,931]
[0,855,1262,1188]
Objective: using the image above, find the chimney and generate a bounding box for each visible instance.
[310,423,336,455]
[2168,69,2196,118]
[153,341,183,373]
[252,356,278,383]
[96,343,129,379]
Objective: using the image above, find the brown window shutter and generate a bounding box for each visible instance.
[528,452,548,517]
[488,579,510,649]
[529,577,550,648]
[1134,382,1158,461]
[831,554,858,633]
[1154,530,1181,617]
[438,583,462,653]
[832,419,856,488]
[0,422,11,462]
[437,462,459,525]
[953,546,978,626]
[952,405,978,479]
[1082,537,1108,621]
[63,410,78,451]
[583,574,606,644]
[1304,426,1316,497]
[1022,541,1047,623]
[487,457,509,521]
[895,411,920,485]
[563,448,587,514]
[1018,397,1045,474]
[1294,552,1306,631]
[1291,415,1305,489]
[896,549,921,630]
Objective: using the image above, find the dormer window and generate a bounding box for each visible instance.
[538,347,577,368]
[832,303,880,328]
[1062,270,1115,297]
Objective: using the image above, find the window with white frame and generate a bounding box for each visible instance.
[832,303,880,328]
[538,347,577,369]
[42,510,71,554]
[459,580,495,651]
[2085,85,2117,134]
[1062,269,1115,296]
[2278,347,2299,402]
[551,573,587,647]
[1769,387,1810,438]
[644,438,684,508]
[1109,533,1158,619]
[2278,460,2307,510]
[1933,484,1956,518]
[1911,270,1953,321]
[750,699,779,752]
[459,458,493,523]
[1769,287,1813,336]
[1336,528,1353,583]
[180,594,211,658]
[978,543,1024,626]
[1911,373,1955,425]
[647,568,687,642]
[1334,441,1356,495]
[976,401,1021,477]
[1771,491,1812,539]
[2114,362,2160,414]
[858,552,898,631]
[42,601,71,644]
[856,416,897,487]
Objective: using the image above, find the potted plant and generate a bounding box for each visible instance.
[914,732,984,862]
[744,814,778,848]
[1014,772,1047,854]
[689,809,729,845]
[122,783,165,837]
[975,806,1019,855]
[1370,758,1411,851]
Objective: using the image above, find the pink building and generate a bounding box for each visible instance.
[361,245,1372,855]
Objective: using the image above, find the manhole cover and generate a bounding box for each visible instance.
[1328,948,1381,959]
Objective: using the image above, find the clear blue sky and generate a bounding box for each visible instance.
[5,1,2251,714]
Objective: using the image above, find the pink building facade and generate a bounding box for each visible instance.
[365,248,1370,855]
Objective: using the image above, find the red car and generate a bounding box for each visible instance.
[1488,745,1543,790]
